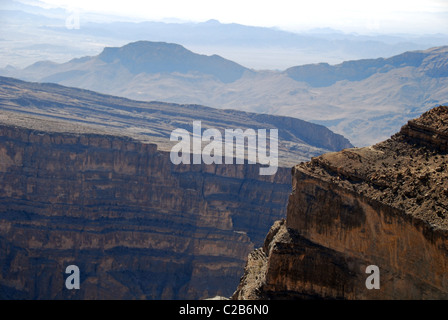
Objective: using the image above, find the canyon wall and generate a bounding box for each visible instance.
[233,106,448,299]
[0,123,291,299]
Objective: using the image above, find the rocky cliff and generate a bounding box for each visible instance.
[233,106,448,299]
[0,123,292,299]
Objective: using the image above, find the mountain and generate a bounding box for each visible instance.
[233,105,448,299]
[1,40,251,88]
[96,41,251,83]
[3,42,448,147]
[0,76,351,299]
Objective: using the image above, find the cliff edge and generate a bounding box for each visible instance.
[233,105,448,299]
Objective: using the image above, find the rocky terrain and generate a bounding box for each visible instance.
[233,105,448,299]
[0,76,351,299]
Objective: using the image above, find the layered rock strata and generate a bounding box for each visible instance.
[233,106,448,299]
[0,123,292,299]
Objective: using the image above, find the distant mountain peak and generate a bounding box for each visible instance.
[97,40,249,83]
[204,19,221,25]
[98,41,191,63]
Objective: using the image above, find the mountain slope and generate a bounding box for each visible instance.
[0,76,352,167]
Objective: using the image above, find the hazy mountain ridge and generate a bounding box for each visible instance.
[96,41,251,83]
[10,41,251,84]
[286,46,448,87]
[33,18,448,69]
[285,50,427,87]
[233,106,448,300]
[2,0,448,70]
[3,41,448,146]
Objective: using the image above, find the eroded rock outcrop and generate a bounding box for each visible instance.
[233,106,448,300]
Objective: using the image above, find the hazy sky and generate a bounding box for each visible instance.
[33,0,448,34]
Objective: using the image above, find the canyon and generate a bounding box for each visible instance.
[0,76,351,299]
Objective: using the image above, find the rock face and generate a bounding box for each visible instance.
[0,123,292,299]
[233,106,448,300]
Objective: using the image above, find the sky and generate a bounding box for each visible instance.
[29,0,448,34]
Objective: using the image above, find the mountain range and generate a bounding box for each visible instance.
[2,41,448,146]
[2,0,448,71]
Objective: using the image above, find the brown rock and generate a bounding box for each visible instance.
[233,106,448,300]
